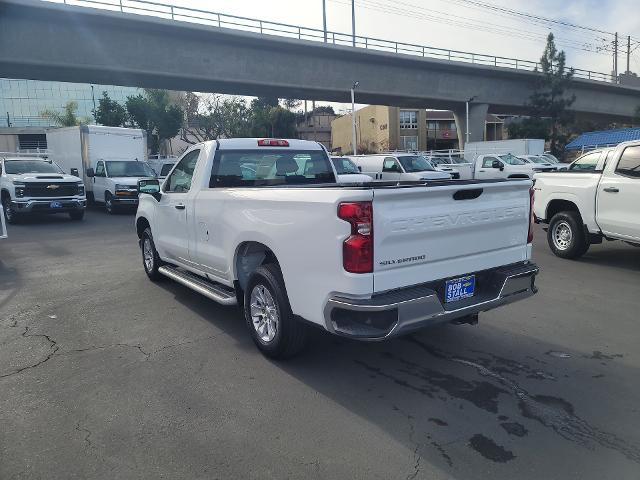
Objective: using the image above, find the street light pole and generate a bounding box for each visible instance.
[351,81,359,155]
[465,95,477,146]
[351,0,356,47]
[322,0,327,43]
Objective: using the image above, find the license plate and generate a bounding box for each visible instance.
[50,201,63,209]
[445,275,475,303]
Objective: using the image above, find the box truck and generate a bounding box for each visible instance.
[46,126,156,213]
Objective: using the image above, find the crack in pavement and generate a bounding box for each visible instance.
[75,422,93,448]
[0,326,59,379]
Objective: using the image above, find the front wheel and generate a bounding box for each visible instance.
[141,227,164,281]
[2,196,20,225]
[105,192,116,214]
[547,211,590,259]
[244,264,308,359]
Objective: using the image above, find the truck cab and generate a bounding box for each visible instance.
[474,153,544,180]
[86,159,157,214]
[0,155,86,223]
[534,142,640,258]
[350,154,452,181]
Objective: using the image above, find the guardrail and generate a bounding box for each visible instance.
[51,0,615,84]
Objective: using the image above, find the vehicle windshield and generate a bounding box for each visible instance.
[528,156,549,164]
[398,155,435,172]
[332,157,360,174]
[105,161,156,177]
[3,160,64,174]
[499,154,527,165]
[543,154,560,163]
[211,150,336,187]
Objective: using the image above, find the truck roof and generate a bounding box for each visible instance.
[216,138,325,151]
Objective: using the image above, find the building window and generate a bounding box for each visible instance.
[399,111,418,129]
[427,121,438,130]
[18,134,47,151]
[400,136,418,151]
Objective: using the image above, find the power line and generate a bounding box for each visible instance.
[330,0,612,55]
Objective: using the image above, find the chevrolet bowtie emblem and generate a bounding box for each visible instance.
[46,185,60,190]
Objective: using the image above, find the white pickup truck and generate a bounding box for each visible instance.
[135,139,538,358]
[473,153,556,180]
[1,155,87,223]
[534,141,640,258]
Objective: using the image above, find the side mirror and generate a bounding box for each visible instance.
[491,160,504,171]
[391,164,401,173]
[70,168,79,177]
[358,166,362,172]
[86,168,95,178]
[138,178,161,201]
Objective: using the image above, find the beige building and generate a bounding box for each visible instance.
[295,111,337,149]
[331,106,504,153]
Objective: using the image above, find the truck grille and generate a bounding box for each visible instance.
[24,182,79,197]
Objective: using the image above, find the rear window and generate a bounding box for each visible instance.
[616,146,640,178]
[210,150,336,187]
[569,151,601,171]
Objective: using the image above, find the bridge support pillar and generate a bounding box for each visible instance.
[452,103,489,150]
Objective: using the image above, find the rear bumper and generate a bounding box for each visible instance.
[324,261,538,340]
[10,199,86,213]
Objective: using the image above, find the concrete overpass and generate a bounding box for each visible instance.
[1,0,639,146]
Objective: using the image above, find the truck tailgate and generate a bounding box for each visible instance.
[372,181,531,292]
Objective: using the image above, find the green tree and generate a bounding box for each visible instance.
[507,117,551,140]
[94,91,127,127]
[126,89,183,154]
[526,33,576,156]
[40,101,89,127]
[250,97,296,137]
[180,92,251,143]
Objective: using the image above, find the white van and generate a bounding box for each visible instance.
[350,154,452,181]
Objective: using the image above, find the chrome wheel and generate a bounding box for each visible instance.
[552,221,573,251]
[250,284,278,343]
[143,237,154,272]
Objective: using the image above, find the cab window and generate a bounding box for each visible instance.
[482,157,500,168]
[616,146,640,178]
[165,149,200,193]
[95,161,106,177]
[569,151,601,171]
[383,157,400,172]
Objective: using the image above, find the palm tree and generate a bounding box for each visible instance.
[40,101,89,126]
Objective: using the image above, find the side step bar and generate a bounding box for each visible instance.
[158,265,238,306]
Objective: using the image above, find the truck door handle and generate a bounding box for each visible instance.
[174,204,186,210]
[603,187,619,193]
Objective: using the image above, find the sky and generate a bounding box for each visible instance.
[57,0,640,113]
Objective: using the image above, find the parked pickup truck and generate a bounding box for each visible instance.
[1,154,86,223]
[473,153,556,180]
[136,138,538,358]
[534,141,640,259]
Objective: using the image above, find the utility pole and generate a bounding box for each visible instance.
[322,0,327,43]
[351,0,356,47]
[351,81,359,155]
[627,35,631,74]
[613,32,618,81]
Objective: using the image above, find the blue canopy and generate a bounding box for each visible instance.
[565,127,640,150]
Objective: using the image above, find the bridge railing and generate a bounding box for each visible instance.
[53,0,616,84]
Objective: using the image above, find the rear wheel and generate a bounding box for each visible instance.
[105,192,116,214]
[548,211,590,259]
[141,227,164,281]
[244,264,307,359]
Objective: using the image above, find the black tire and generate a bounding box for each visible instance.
[2,194,20,225]
[69,210,85,221]
[547,211,590,259]
[105,192,116,214]
[141,227,164,281]
[244,263,308,359]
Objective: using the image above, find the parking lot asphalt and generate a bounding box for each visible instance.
[1,208,639,479]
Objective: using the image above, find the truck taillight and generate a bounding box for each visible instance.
[338,201,373,273]
[528,187,534,244]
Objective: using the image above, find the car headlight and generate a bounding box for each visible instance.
[13,181,25,198]
[77,183,85,195]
